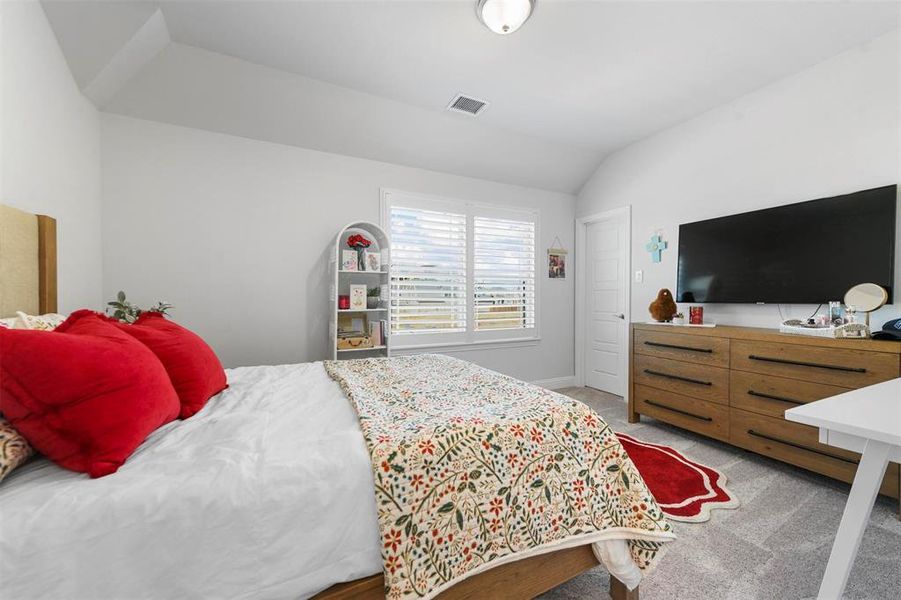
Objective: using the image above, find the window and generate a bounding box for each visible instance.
[389,205,467,335]
[473,216,536,331]
[382,190,538,348]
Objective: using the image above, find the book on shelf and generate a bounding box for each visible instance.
[366,319,389,347]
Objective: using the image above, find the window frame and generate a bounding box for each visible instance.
[381,189,540,351]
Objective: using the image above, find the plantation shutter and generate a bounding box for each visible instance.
[389,205,467,334]
[473,215,536,331]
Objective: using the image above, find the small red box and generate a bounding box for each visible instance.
[689,306,704,325]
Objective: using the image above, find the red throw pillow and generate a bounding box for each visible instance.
[112,312,227,419]
[0,310,179,478]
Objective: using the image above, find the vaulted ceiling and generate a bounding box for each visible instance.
[42,1,900,193]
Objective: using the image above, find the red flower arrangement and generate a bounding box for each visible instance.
[347,234,371,249]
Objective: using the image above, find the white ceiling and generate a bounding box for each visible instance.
[42,1,900,193]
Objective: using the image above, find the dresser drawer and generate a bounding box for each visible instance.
[730,408,899,498]
[634,384,729,442]
[634,329,730,368]
[730,371,851,419]
[634,354,729,404]
[731,340,899,388]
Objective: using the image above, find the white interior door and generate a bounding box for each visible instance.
[584,215,628,396]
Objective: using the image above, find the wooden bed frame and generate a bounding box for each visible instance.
[313,544,637,600]
[36,214,57,314]
[0,206,637,600]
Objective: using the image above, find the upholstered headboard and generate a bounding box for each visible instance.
[0,205,57,318]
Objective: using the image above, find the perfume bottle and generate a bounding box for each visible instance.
[828,301,843,326]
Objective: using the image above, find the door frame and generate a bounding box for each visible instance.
[575,206,632,400]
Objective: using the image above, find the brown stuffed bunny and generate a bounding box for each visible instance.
[649,288,677,322]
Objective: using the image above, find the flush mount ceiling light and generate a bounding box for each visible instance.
[476,0,535,35]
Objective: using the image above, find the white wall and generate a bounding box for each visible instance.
[578,30,901,330]
[0,1,102,312]
[101,114,575,382]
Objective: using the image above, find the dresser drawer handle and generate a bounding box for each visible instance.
[643,369,713,386]
[747,390,805,406]
[645,399,713,422]
[746,429,857,464]
[643,341,713,354]
[747,354,866,373]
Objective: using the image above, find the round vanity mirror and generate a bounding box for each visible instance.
[843,283,888,313]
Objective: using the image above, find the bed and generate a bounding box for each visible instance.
[0,205,672,599]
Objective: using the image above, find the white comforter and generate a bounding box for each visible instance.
[0,362,639,599]
[0,363,381,599]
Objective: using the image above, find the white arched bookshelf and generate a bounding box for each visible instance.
[329,221,391,360]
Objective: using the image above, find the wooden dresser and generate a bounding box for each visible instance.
[629,323,901,501]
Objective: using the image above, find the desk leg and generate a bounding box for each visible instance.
[818,440,891,600]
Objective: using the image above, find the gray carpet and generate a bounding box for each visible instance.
[539,387,901,600]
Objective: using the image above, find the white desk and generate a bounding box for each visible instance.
[785,377,901,600]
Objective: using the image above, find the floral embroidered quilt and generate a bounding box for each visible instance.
[324,354,674,599]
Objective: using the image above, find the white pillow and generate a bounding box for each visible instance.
[12,311,67,331]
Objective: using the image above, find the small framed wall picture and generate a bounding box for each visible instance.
[363,249,381,272]
[548,248,567,279]
[341,250,358,271]
[349,284,367,310]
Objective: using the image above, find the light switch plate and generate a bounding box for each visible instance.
[634,270,643,283]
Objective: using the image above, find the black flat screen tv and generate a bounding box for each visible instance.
[676,185,897,304]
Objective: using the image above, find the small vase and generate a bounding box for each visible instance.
[367,296,379,309]
[355,247,366,271]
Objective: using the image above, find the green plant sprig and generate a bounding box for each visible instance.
[106,290,173,323]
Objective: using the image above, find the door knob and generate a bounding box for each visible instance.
[615,313,625,319]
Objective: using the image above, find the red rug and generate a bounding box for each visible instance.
[617,432,739,523]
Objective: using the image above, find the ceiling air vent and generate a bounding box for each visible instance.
[447,94,489,116]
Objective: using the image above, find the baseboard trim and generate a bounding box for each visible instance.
[531,376,577,390]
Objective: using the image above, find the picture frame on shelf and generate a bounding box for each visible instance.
[349,284,367,310]
[363,249,381,272]
[341,250,358,271]
[338,313,365,335]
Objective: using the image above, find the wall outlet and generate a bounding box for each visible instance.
[634,270,643,283]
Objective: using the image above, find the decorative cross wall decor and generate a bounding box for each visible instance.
[645,235,668,263]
